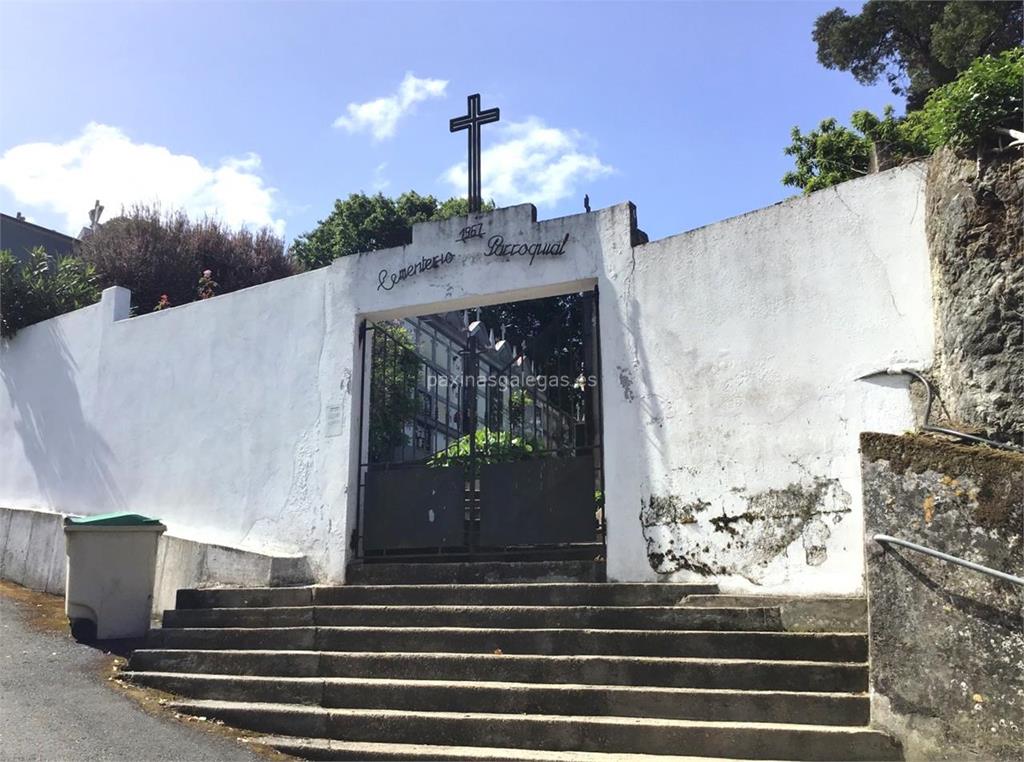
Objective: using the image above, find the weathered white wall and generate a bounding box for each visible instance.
[0,165,934,593]
[0,204,626,585]
[615,165,934,592]
[0,269,350,580]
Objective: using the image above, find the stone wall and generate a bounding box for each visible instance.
[0,506,312,614]
[862,432,1023,761]
[926,147,1023,441]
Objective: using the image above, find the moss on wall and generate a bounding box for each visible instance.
[862,432,1023,760]
[860,431,1023,531]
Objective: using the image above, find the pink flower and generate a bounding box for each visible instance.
[202,269,212,278]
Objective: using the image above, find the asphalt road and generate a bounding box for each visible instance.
[0,591,267,762]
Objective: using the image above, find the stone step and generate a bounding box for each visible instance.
[150,627,318,650]
[176,583,719,610]
[245,737,757,762]
[148,625,865,661]
[321,583,719,607]
[175,587,314,610]
[678,596,868,634]
[167,701,902,760]
[345,560,606,585]
[128,650,868,692]
[161,605,782,631]
[126,672,869,725]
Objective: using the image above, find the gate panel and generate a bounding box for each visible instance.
[478,455,597,547]
[363,464,466,551]
[357,289,604,559]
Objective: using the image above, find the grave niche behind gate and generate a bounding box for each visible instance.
[357,289,605,561]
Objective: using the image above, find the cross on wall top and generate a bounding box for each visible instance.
[450,93,499,214]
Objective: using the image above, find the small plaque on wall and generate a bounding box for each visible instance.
[325,404,344,437]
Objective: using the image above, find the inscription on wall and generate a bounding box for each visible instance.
[377,252,456,292]
[376,229,572,292]
[485,233,569,266]
[457,223,484,242]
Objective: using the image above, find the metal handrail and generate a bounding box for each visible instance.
[874,534,1024,587]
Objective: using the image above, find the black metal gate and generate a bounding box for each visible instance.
[355,289,604,560]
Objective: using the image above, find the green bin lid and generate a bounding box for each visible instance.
[65,512,163,526]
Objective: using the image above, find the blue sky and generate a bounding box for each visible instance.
[0,1,899,244]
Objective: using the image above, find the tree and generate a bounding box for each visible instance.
[782,107,931,193]
[852,106,932,167]
[782,118,872,193]
[78,205,293,315]
[813,1,1022,110]
[0,248,101,338]
[289,191,494,271]
[905,48,1024,150]
[783,48,1022,194]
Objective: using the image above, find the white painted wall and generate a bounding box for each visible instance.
[614,165,934,592]
[0,165,934,593]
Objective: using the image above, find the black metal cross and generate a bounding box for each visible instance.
[450,93,499,213]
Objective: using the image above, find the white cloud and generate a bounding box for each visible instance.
[334,73,448,141]
[0,123,284,235]
[371,162,390,192]
[443,118,613,208]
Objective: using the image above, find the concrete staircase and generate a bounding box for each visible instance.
[125,565,901,761]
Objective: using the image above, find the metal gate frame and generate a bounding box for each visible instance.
[353,287,605,562]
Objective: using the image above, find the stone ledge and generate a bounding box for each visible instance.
[0,506,312,615]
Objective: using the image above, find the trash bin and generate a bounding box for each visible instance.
[63,512,166,640]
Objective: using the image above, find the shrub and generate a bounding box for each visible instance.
[850,106,931,165]
[427,427,538,468]
[77,205,293,315]
[0,248,101,338]
[906,48,1024,150]
[782,117,872,193]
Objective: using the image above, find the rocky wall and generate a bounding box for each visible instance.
[926,147,1023,441]
[862,432,1023,760]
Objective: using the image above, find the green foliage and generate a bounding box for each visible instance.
[850,106,931,161]
[0,247,101,338]
[813,1,1021,109]
[427,427,537,468]
[77,204,292,315]
[368,322,422,463]
[785,49,1024,193]
[781,108,925,194]
[289,191,495,271]
[782,117,872,193]
[905,48,1024,150]
[509,389,534,431]
[197,269,218,300]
